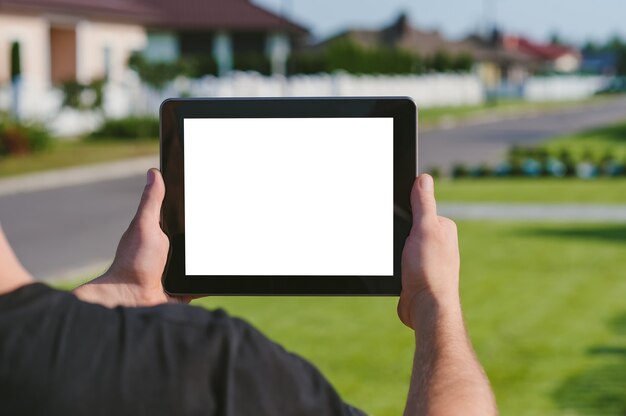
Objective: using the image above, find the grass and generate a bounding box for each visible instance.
[436,177,626,204]
[56,220,626,415]
[0,139,158,178]
[544,118,626,160]
[437,118,626,204]
[419,95,617,129]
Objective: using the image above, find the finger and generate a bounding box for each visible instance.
[410,174,437,225]
[134,169,165,225]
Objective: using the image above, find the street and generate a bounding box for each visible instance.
[1,176,145,280]
[419,97,626,172]
[2,97,626,281]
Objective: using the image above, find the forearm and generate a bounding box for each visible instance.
[405,295,497,416]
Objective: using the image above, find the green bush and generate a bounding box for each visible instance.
[428,50,452,72]
[128,53,192,89]
[323,39,424,75]
[289,40,473,76]
[184,55,219,78]
[234,52,271,75]
[60,79,105,111]
[90,117,159,140]
[287,52,328,75]
[0,116,52,156]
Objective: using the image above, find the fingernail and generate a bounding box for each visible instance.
[147,169,155,186]
[419,175,433,193]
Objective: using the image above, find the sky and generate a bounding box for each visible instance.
[254,0,626,46]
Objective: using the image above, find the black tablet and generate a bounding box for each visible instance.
[160,97,416,295]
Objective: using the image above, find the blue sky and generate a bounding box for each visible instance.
[254,0,626,45]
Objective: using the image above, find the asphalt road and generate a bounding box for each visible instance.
[1,176,146,280]
[419,97,626,173]
[2,97,626,281]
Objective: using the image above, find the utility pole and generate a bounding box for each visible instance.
[483,0,497,35]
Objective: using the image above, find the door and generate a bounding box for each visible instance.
[50,26,77,84]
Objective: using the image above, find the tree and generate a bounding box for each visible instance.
[549,31,563,45]
[10,41,22,119]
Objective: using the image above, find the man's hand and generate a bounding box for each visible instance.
[74,169,185,307]
[397,174,460,329]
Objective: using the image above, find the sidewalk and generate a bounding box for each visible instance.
[439,203,626,222]
[0,156,158,197]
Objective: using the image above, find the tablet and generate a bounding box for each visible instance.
[160,97,416,295]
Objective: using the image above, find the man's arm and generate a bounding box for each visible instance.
[0,224,35,295]
[398,175,497,415]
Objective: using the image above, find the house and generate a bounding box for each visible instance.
[503,35,582,73]
[140,0,308,76]
[316,15,537,92]
[459,32,539,91]
[0,0,308,90]
[316,14,469,59]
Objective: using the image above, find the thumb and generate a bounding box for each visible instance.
[134,169,165,225]
[410,174,437,225]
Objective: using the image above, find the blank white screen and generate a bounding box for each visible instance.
[184,118,393,276]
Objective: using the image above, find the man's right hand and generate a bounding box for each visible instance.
[398,174,497,416]
[397,173,461,329]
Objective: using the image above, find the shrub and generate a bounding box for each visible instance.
[128,53,190,90]
[428,50,452,72]
[287,52,328,75]
[316,39,468,76]
[468,164,491,177]
[451,163,468,178]
[0,116,52,156]
[60,79,105,111]
[90,117,159,140]
[234,52,271,75]
[428,167,442,179]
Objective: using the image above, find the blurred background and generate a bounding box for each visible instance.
[1,0,626,414]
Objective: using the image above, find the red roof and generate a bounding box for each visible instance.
[0,0,307,33]
[504,36,578,60]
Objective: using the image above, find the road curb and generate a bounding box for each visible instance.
[0,156,159,197]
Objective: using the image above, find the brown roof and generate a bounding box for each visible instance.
[318,14,471,57]
[460,34,541,68]
[0,0,308,33]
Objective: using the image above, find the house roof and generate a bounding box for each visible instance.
[504,36,580,61]
[460,34,539,67]
[0,0,308,33]
[319,14,468,56]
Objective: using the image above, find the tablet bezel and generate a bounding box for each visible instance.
[160,97,416,295]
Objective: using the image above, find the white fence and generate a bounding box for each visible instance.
[524,75,610,101]
[0,72,613,137]
[128,72,485,116]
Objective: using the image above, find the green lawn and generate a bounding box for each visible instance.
[437,117,626,204]
[544,118,626,160]
[419,95,619,129]
[436,177,626,204]
[0,139,158,178]
[181,221,626,415]
[57,221,625,415]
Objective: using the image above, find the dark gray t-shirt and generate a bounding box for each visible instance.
[0,284,364,415]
